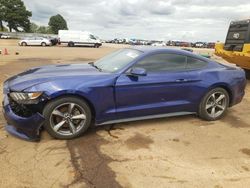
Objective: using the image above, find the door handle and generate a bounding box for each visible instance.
[175,79,188,82]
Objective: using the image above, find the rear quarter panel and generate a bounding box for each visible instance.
[189,66,246,109]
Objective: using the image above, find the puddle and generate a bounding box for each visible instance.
[240,148,250,157]
[242,166,250,171]
[223,114,250,128]
[172,138,180,142]
[66,128,122,188]
[183,141,190,146]
[17,58,53,63]
[125,133,153,150]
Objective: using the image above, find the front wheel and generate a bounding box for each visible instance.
[43,97,92,139]
[41,42,46,47]
[244,69,250,79]
[94,43,100,48]
[199,88,229,121]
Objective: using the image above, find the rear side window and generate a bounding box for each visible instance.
[187,57,207,69]
[134,53,187,72]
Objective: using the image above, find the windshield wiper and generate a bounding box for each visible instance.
[88,62,102,72]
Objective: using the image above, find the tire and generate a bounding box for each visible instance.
[68,42,74,47]
[244,69,250,79]
[198,88,229,121]
[94,43,99,48]
[21,42,27,46]
[41,42,46,47]
[43,96,92,139]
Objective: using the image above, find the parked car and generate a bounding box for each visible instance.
[0,34,11,39]
[172,41,182,46]
[46,37,59,46]
[129,39,141,45]
[2,47,246,141]
[111,38,125,44]
[179,42,191,47]
[151,42,166,47]
[18,37,51,46]
[207,42,215,49]
[194,42,207,48]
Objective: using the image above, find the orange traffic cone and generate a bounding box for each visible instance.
[3,48,9,55]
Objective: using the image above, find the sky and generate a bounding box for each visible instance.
[22,0,250,42]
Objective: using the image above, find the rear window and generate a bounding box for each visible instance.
[187,57,207,69]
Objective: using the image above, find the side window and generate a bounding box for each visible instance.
[134,53,187,72]
[187,57,207,69]
[90,35,96,40]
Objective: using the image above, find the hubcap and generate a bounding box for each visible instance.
[50,103,86,136]
[205,92,227,118]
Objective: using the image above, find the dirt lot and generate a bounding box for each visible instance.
[1,39,250,188]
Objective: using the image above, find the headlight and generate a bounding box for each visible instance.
[9,92,43,104]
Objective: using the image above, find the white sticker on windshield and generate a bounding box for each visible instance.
[126,52,139,59]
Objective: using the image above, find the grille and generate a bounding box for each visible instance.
[9,97,34,117]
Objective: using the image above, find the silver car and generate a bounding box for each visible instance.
[0,34,11,39]
[19,37,51,47]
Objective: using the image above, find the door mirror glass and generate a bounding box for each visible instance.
[129,67,147,76]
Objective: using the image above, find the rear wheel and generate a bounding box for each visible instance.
[68,42,74,47]
[43,97,92,139]
[199,88,229,121]
[21,42,27,46]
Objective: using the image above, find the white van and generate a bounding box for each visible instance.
[58,30,102,48]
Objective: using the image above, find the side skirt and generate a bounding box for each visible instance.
[96,112,196,125]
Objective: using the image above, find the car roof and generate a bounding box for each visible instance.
[131,46,189,54]
[130,46,210,61]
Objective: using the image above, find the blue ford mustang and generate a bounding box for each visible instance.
[2,47,246,141]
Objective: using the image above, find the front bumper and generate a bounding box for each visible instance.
[2,95,45,141]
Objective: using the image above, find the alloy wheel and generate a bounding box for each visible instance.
[205,92,227,118]
[49,103,87,136]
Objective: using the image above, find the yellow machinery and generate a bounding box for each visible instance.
[215,19,250,70]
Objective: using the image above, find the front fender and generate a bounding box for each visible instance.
[24,79,117,123]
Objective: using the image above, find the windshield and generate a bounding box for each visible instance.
[89,34,96,40]
[94,49,143,73]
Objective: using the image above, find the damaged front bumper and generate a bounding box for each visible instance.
[2,95,45,141]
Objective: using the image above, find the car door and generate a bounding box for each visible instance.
[28,37,38,45]
[27,37,35,45]
[34,37,42,45]
[115,52,194,120]
[88,34,97,46]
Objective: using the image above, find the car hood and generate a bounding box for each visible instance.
[4,63,110,92]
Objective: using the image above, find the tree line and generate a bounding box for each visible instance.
[0,0,68,34]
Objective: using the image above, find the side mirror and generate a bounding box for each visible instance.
[128,67,147,76]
